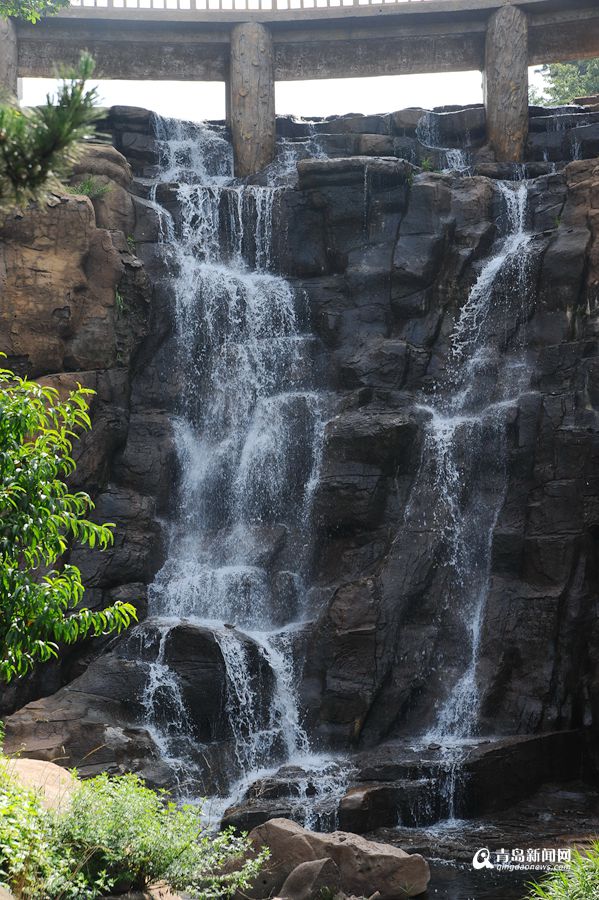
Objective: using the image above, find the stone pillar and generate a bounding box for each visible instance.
[484,5,529,163]
[0,18,18,98]
[229,22,276,177]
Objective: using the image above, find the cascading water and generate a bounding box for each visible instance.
[401,180,536,818]
[416,110,472,173]
[138,116,345,822]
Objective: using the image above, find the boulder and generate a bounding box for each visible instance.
[0,758,77,812]
[71,142,133,188]
[279,858,341,900]
[248,818,430,899]
[391,108,427,135]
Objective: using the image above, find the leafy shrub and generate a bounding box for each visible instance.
[0,765,266,899]
[66,176,111,200]
[0,0,69,24]
[0,760,102,899]
[56,773,266,898]
[528,844,599,899]
[0,360,136,682]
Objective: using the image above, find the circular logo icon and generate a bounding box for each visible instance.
[472,848,495,870]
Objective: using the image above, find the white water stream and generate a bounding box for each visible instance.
[139,118,346,822]
[412,181,534,745]
[391,179,536,823]
[132,115,540,831]
[416,111,473,174]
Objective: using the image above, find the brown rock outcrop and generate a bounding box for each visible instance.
[0,195,123,375]
[248,818,430,899]
[0,758,76,812]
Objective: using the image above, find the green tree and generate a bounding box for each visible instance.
[0,362,136,682]
[0,52,99,206]
[531,58,599,106]
[0,0,69,24]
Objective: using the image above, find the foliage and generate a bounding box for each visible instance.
[0,759,102,899]
[0,0,69,23]
[114,289,126,316]
[56,773,268,898]
[66,176,111,200]
[0,52,99,206]
[0,361,136,682]
[530,58,599,106]
[528,844,599,899]
[0,764,267,899]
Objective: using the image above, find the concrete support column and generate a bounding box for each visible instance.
[229,22,275,177]
[484,5,529,163]
[0,18,18,98]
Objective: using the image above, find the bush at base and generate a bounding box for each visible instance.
[0,763,266,899]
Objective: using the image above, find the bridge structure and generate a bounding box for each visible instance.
[1,0,598,175]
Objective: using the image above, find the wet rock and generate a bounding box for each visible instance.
[570,123,599,159]
[391,107,427,135]
[297,156,414,191]
[5,101,599,824]
[3,623,273,792]
[426,106,486,144]
[312,114,391,136]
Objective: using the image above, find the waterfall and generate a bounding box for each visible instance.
[408,181,534,746]
[140,116,335,811]
[416,111,472,173]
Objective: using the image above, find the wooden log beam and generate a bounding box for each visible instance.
[0,18,18,97]
[229,22,276,178]
[484,5,529,163]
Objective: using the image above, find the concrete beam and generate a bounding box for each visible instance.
[229,23,275,177]
[274,32,485,82]
[529,10,599,65]
[0,18,18,97]
[15,2,599,82]
[18,36,228,81]
[484,5,529,163]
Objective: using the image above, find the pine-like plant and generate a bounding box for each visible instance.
[0,52,99,206]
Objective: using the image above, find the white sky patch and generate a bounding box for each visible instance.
[20,66,548,121]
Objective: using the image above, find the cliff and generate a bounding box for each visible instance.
[2,104,599,839]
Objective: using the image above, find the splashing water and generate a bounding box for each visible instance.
[409,181,536,746]
[416,111,472,173]
[139,116,340,813]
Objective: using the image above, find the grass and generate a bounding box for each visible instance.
[114,289,126,316]
[528,844,599,899]
[66,176,111,200]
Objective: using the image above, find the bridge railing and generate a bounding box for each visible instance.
[68,0,435,10]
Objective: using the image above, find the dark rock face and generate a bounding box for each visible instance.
[272,156,599,754]
[5,620,273,793]
[3,105,599,837]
